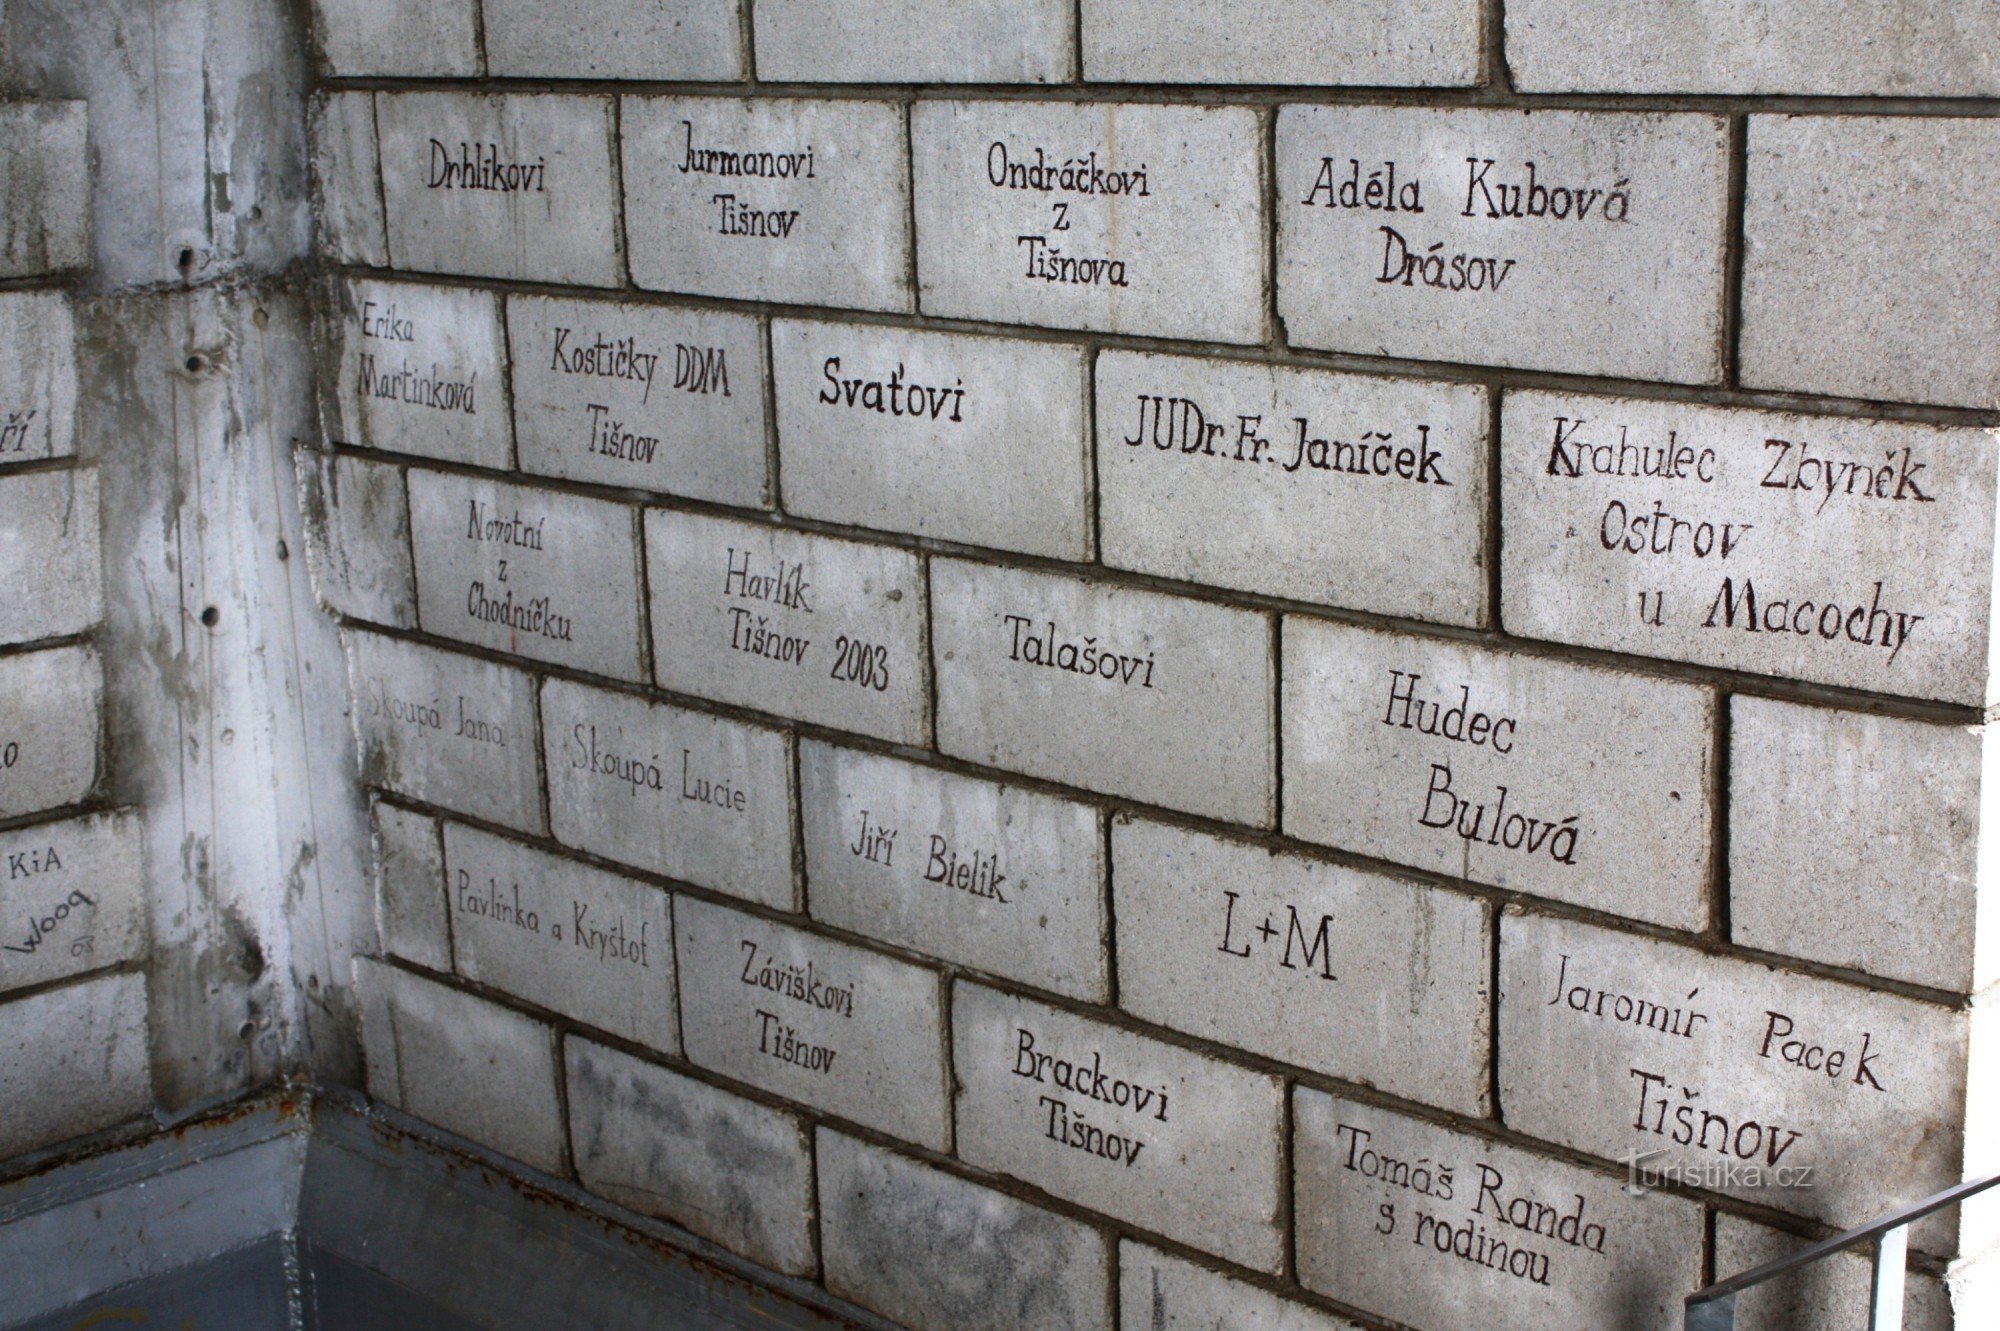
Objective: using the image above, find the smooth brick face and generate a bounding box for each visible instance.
[1742,117,2000,408]
[912,101,1265,342]
[508,295,768,508]
[313,0,478,76]
[297,450,416,630]
[757,0,1070,83]
[354,956,565,1174]
[1501,390,2000,704]
[772,319,1090,559]
[310,92,386,267]
[1083,0,1479,87]
[1096,351,1489,624]
[443,823,677,1054]
[485,0,742,81]
[1293,1089,1703,1331]
[622,98,910,313]
[1282,618,1712,929]
[0,291,76,462]
[1122,1241,1359,1331]
[645,510,928,744]
[0,646,101,821]
[800,741,1107,1000]
[1277,106,1729,382]
[1510,3,2000,97]
[675,897,950,1149]
[567,1039,815,1275]
[0,812,145,996]
[377,93,621,288]
[933,561,1274,825]
[0,468,101,646]
[542,678,796,911]
[1500,913,1971,1253]
[952,982,1286,1271]
[1113,819,1489,1113]
[373,802,449,973]
[330,279,509,468]
[344,630,544,833]
[0,972,150,1160]
[409,470,646,680]
[1715,1214,1952,1331]
[1731,699,1985,992]
[818,1130,1111,1331]
[0,103,88,277]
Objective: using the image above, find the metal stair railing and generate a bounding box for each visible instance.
[1685,1173,2000,1330]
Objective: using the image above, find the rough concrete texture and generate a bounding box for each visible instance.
[1715,1213,1952,1331]
[1282,616,1713,928]
[567,1037,816,1276]
[675,896,951,1150]
[1277,106,1730,382]
[913,100,1265,343]
[0,811,146,995]
[1501,389,2000,704]
[818,1128,1112,1331]
[932,559,1275,825]
[308,91,386,267]
[952,981,1287,1272]
[1741,116,2000,409]
[295,450,416,630]
[622,97,912,313]
[371,802,449,974]
[0,972,150,1160]
[756,0,1071,83]
[1083,0,1480,87]
[1294,1087,1704,1331]
[772,319,1092,559]
[310,0,479,77]
[484,0,743,82]
[0,101,87,277]
[542,677,798,911]
[0,289,76,461]
[0,467,101,646]
[1096,350,1489,624]
[0,644,101,821]
[1121,1240,1360,1331]
[800,739,1108,1000]
[1112,817,1490,1114]
[327,278,510,468]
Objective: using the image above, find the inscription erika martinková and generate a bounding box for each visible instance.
[356,298,477,414]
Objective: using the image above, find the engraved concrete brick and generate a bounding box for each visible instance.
[757,0,1070,83]
[0,972,149,1160]
[1277,106,1730,382]
[800,740,1107,999]
[329,278,509,468]
[622,97,910,312]
[1113,818,1489,1113]
[1294,1088,1703,1331]
[1715,1214,1952,1331]
[0,812,145,996]
[443,823,677,1053]
[1122,1241,1358,1331]
[311,0,479,77]
[354,956,565,1174]
[297,450,416,630]
[1500,913,1973,1254]
[344,629,544,833]
[0,103,88,277]
[1731,698,1989,993]
[567,1039,814,1276]
[1083,0,1479,87]
[645,510,928,744]
[819,1129,1110,1331]
[542,677,796,911]
[377,92,621,288]
[373,802,449,973]
[1282,617,1713,928]
[0,468,100,646]
[952,981,1285,1271]
[1742,116,2000,408]
[0,646,101,821]
[485,0,742,81]
[675,896,949,1149]
[309,91,386,267]
[508,295,768,508]
[0,291,76,462]
[1096,350,1489,624]
[1500,390,2000,704]
[913,100,1264,343]
[772,319,1090,559]
[932,560,1274,825]
[409,469,645,680]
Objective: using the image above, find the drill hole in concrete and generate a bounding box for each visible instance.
[200,606,220,628]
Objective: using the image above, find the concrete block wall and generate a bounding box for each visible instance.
[304,4,2000,1328]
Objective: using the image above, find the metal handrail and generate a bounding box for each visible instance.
[1685,1172,2000,1330]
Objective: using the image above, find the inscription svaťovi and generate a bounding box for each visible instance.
[333,279,508,468]
[1276,106,1729,382]
[1502,391,2000,704]
[912,100,1265,343]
